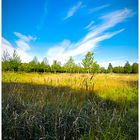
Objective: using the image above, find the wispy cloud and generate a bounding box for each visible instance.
[89,4,110,13]
[14,32,37,42]
[84,21,95,30]
[2,8,133,66]
[2,38,15,57]
[2,32,36,62]
[64,1,83,20]
[47,8,133,64]
[83,8,132,42]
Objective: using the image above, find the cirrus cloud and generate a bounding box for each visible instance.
[46,8,133,65]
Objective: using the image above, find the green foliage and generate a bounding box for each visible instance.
[9,50,21,71]
[113,66,124,73]
[82,52,94,73]
[28,56,39,72]
[38,57,50,72]
[18,63,30,72]
[91,62,100,73]
[64,57,76,73]
[2,51,138,74]
[132,63,138,73]
[107,63,113,73]
[124,61,132,73]
[51,60,62,73]
[100,67,106,73]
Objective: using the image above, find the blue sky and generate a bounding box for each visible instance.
[2,0,138,68]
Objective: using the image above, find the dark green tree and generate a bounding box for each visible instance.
[124,61,132,73]
[29,56,39,72]
[18,63,30,72]
[10,50,21,71]
[107,63,113,73]
[113,66,120,73]
[2,50,11,71]
[82,52,94,73]
[132,63,138,73]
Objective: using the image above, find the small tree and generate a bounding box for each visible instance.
[51,60,61,73]
[113,66,120,73]
[100,67,106,73]
[18,63,30,72]
[124,61,132,74]
[2,50,11,71]
[82,52,94,73]
[10,50,21,71]
[107,63,113,73]
[29,56,39,72]
[64,57,75,73]
[38,57,50,72]
[132,63,138,73]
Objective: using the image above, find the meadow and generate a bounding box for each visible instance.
[2,72,138,140]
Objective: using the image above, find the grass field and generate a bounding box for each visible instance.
[2,72,138,140]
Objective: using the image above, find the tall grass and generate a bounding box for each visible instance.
[2,72,138,139]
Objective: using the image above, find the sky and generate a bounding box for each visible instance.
[2,0,138,68]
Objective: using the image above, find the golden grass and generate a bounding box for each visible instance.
[2,72,138,102]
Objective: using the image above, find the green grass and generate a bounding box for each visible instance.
[2,72,138,140]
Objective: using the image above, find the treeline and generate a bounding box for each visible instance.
[2,50,138,74]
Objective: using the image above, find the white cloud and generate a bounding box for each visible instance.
[89,4,110,13]
[64,1,82,19]
[2,8,133,65]
[83,8,132,42]
[15,40,31,51]
[47,29,124,64]
[84,21,95,30]
[47,8,132,65]
[2,32,36,62]
[16,48,32,62]
[2,38,14,57]
[14,32,37,42]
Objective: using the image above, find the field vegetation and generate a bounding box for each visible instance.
[2,72,138,140]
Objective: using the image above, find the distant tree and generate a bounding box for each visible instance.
[132,63,138,73]
[124,61,132,73]
[2,50,11,62]
[29,56,39,72]
[2,50,11,71]
[91,62,100,73]
[18,63,30,72]
[38,57,50,72]
[51,60,61,73]
[119,66,124,73]
[113,66,124,73]
[64,57,76,73]
[42,57,49,65]
[10,50,21,71]
[107,63,113,73]
[82,52,94,73]
[76,63,82,73]
[113,66,120,73]
[100,67,106,73]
